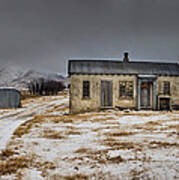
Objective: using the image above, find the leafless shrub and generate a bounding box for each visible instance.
[27,78,66,96]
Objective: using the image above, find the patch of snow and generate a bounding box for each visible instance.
[20,169,44,180]
[114,115,170,125]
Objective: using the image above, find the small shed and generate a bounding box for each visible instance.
[0,88,21,108]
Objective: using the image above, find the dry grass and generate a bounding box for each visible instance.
[66,130,81,135]
[13,113,89,139]
[46,103,69,113]
[39,115,74,123]
[74,147,125,165]
[15,161,56,179]
[91,117,115,122]
[75,148,92,154]
[145,121,161,126]
[133,121,162,131]
[168,124,179,129]
[41,129,65,139]
[13,114,68,138]
[13,123,33,138]
[107,155,125,163]
[0,154,32,176]
[22,95,63,106]
[0,149,18,160]
[102,139,136,149]
[57,106,69,112]
[142,126,158,131]
[159,123,179,136]
[55,174,89,180]
[104,130,134,137]
[75,147,106,156]
[73,114,94,121]
[13,115,44,138]
[114,111,165,117]
[65,125,79,130]
[0,148,56,177]
[2,91,178,179]
[21,94,40,101]
[92,125,119,132]
[0,111,22,120]
[6,139,24,152]
[48,113,95,123]
[149,141,179,148]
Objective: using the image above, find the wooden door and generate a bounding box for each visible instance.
[101,81,113,107]
[140,82,151,108]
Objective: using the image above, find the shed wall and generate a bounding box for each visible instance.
[0,89,21,108]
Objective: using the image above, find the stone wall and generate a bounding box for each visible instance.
[157,76,179,108]
[70,74,137,114]
[70,75,179,114]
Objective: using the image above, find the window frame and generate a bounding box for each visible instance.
[82,80,90,99]
[163,81,170,95]
[119,81,133,99]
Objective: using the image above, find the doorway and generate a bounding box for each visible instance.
[140,82,152,109]
[101,81,113,107]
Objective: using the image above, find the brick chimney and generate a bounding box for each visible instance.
[123,52,129,63]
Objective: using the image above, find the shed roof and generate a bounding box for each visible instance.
[68,60,179,76]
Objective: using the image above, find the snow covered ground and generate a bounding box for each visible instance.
[0,94,68,151]
[0,92,178,180]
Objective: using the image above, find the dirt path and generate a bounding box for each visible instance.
[0,95,68,151]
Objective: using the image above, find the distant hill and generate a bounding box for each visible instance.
[0,65,67,90]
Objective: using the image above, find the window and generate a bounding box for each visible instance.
[119,81,133,98]
[83,81,90,98]
[163,81,170,95]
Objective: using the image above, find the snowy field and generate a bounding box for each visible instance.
[0,91,178,180]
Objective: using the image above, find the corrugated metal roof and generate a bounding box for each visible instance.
[68,60,179,76]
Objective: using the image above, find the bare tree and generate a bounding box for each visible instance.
[27,78,66,96]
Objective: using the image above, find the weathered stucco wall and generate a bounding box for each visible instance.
[70,75,179,113]
[70,74,137,114]
[157,76,179,107]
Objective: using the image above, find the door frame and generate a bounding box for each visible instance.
[140,82,152,109]
[137,75,157,110]
[101,80,113,108]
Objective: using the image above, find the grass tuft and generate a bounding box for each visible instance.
[104,130,134,137]
[41,129,65,139]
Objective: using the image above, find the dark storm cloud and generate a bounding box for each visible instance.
[0,0,179,74]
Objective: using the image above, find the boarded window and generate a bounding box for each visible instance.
[83,81,90,98]
[119,81,133,98]
[163,81,170,95]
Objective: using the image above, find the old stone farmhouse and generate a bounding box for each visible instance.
[68,53,179,114]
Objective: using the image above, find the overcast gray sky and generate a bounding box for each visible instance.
[0,0,179,74]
